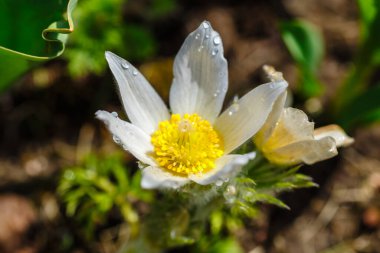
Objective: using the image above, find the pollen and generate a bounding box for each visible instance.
[151,114,224,176]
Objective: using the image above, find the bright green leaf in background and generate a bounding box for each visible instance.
[333,0,380,120]
[0,0,76,91]
[357,0,378,40]
[280,20,324,98]
[64,0,158,78]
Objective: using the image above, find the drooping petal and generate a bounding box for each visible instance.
[314,124,354,147]
[169,21,228,123]
[105,51,170,135]
[95,110,156,166]
[141,166,190,189]
[189,152,256,185]
[254,91,287,148]
[261,107,314,151]
[215,80,288,154]
[267,137,337,165]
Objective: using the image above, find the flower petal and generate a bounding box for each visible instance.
[261,107,314,151]
[314,124,354,147]
[141,166,190,189]
[95,110,156,166]
[169,21,228,123]
[254,91,287,147]
[267,137,337,165]
[215,80,288,154]
[189,152,256,185]
[105,51,170,135]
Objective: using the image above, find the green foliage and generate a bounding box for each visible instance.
[280,2,380,129]
[149,0,177,18]
[280,20,324,97]
[192,236,244,253]
[0,0,76,91]
[337,84,380,129]
[357,0,378,39]
[64,0,157,77]
[333,0,380,124]
[58,154,152,239]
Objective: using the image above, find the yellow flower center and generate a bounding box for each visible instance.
[151,114,224,176]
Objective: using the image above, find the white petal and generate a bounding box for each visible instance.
[254,91,287,147]
[95,110,156,166]
[261,107,315,150]
[189,152,256,185]
[268,137,337,165]
[169,21,228,123]
[105,51,170,135]
[141,166,190,189]
[314,124,354,147]
[215,80,288,154]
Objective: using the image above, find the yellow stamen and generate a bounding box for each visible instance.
[151,114,224,176]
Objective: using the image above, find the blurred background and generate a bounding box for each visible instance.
[0,0,379,252]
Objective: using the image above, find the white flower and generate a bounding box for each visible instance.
[96,21,287,189]
[254,66,354,166]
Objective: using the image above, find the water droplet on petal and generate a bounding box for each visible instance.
[121,62,129,69]
[223,177,229,183]
[228,97,240,116]
[215,180,223,187]
[111,111,118,117]
[113,135,121,144]
[213,89,220,97]
[137,161,146,169]
[205,34,210,39]
[195,33,200,39]
[198,45,204,52]
[202,22,210,29]
[132,70,138,76]
[213,36,221,45]
[122,144,128,151]
[211,49,218,56]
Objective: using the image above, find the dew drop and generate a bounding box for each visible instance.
[111,111,118,117]
[195,33,200,40]
[215,180,223,187]
[222,87,227,93]
[122,144,128,151]
[211,49,218,56]
[202,22,210,29]
[205,34,210,39]
[226,185,237,195]
[132,70,138,76]
[329,147,336,153]
[213,89,220,97]
[137,161,146,169]
[223,177,230,183]
[228,100,240,116]
[121,62,129,69]
[198,45,204,52]
[113,135,121,144]
[213,36,221,45]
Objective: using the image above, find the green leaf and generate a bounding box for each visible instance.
[0,0,76,59]
[280,20,324,97]
[338,84,380,128]
[0,0,77,91]
[357,0,378,39]
[208,238,244,253]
